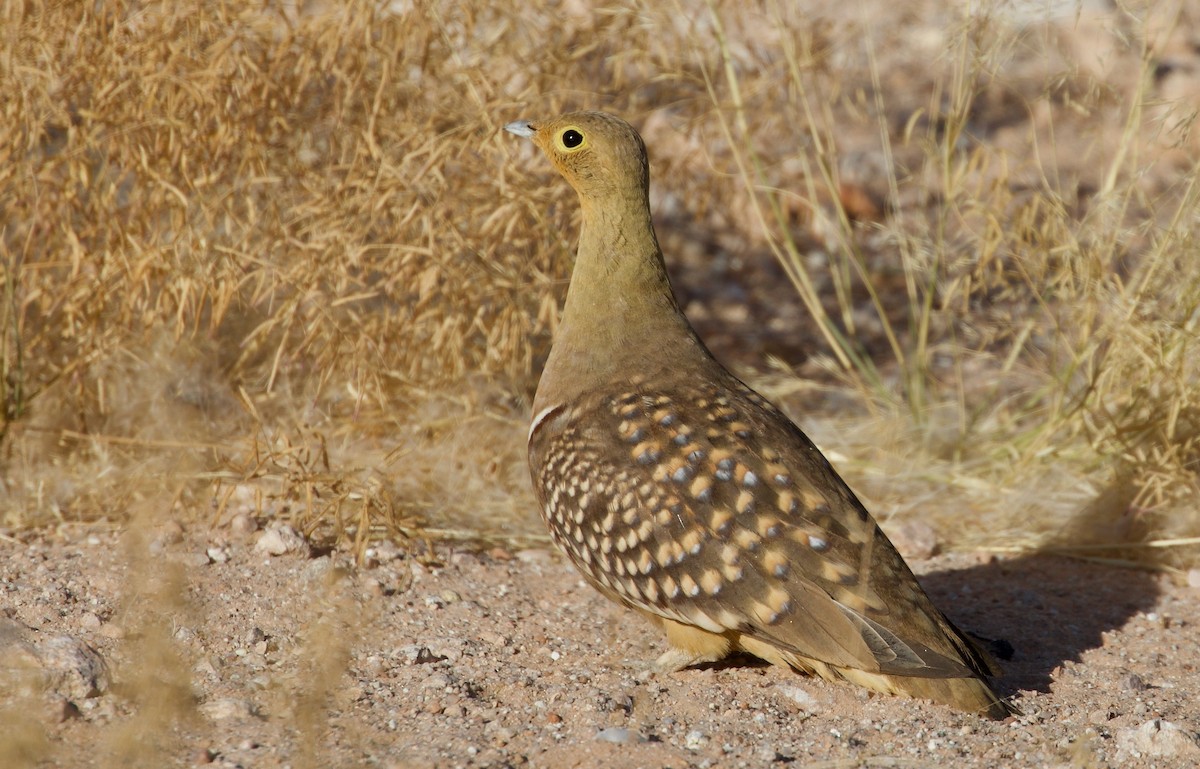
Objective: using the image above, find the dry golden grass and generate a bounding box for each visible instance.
[1,0,1197,569]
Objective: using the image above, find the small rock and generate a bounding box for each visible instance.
[44,694,82,723]
[191,748,217,765]
[888,519,939,560]
[1116,719,1200,759]
[1120,673,1149,692]
[230,513,258,536]
[362,577,385,597]
[183,552,212,568]
[515,549,554,566]
[79,612,103,631]
[397,645,442,664]
[595,727,647,744]
[206,546,230,563]
[152,520,185,550]
[489,726,515,745]
[370,540,403,563]
[302,557,341,584]
[1186,569,1200,589]
[478,630,510,647]
[756,743,782,761]
[776,684,820,712]
[199,698,256,721]
[98,623,125,640]
[245,627,267,645]
[36,635,111,701]
[254,524,309,557]
[421,673,450,689]
[428,641,463,663]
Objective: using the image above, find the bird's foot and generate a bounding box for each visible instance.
[652,647,725,674]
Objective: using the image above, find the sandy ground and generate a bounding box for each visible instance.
[2,519,1199,769]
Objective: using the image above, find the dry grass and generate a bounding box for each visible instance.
[1,0,1197,569]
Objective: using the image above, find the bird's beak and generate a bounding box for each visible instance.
[505,120,536,138]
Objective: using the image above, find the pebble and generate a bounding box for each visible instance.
[98,623,125,640]
[421,672,451,689]
[302,557,340,584]
[478,630,511,647]
[151,520,185,551]
[368,540,403,564]
[254,524,309,557]
[515,549,554,566]
[184,552,212,568]
[230,513,259,536]
[199,697,255,721]
[1116,719,1200,759]
[45,694,82,723]
[685,729,708,750]
[397,645,441,664]
[35,634,111,702]
[775,683,819,711]
[755,743,781,761]
[1187,569,1200,589]
[595,726,647,744]
[362,577,385,597]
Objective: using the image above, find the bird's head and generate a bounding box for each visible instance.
[505,111,650,203]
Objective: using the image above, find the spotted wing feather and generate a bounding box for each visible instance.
[529,372,997,680]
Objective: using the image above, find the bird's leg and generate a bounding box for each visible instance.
[653,646,727,673]
[643,616,735,673]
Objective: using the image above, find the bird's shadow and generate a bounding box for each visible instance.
[918,553,1161,697]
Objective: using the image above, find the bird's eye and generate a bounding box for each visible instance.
[561,129,583,148]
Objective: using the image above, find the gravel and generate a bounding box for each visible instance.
[1,522,1198,768]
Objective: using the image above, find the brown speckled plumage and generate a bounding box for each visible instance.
[507,111,1016,719]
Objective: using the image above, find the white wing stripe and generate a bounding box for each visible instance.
[529,404,563,443]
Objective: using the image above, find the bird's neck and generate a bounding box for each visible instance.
[532,193,707,412]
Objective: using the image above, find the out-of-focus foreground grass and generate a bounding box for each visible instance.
[1,0,1197,568]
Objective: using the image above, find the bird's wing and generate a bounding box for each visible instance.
[528,373,993,679]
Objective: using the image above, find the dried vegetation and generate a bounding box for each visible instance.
[1,0,1198,568]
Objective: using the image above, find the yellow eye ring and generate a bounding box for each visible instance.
[556,127,586,151]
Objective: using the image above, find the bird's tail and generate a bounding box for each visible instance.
[836,666,1019,720]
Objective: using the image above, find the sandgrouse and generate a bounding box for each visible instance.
[506,111,1015,719]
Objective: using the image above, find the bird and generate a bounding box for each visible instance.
[505,110,1016,719]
